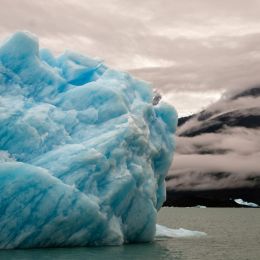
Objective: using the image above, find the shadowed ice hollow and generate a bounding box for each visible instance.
[0,32,177,248]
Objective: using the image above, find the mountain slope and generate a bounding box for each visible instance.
[165,85,260,207]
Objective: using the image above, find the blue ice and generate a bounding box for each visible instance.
[0,32,177,248]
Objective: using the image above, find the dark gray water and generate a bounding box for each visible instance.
[0,208,259,260]
[157,208,260,260]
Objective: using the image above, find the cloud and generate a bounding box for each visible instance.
[1,0,260,115]
[167,151,260,190]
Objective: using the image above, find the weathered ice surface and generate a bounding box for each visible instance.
[0,32,177,248]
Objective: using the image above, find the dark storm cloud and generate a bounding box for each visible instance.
[1,0,260,115]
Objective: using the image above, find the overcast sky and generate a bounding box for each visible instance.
[1,0,260,116]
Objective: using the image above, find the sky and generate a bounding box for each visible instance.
[1,0,260,116]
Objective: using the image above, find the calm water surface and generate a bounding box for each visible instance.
[0,208,259,260]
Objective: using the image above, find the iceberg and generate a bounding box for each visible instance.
[234,199,259,208]
[0,32,177,248]
[155,224,207,238]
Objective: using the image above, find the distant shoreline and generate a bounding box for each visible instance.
[164,187,260,208]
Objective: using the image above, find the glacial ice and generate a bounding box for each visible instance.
[234,199,259,207]
[0,32,177,248]
[155,224,207,238]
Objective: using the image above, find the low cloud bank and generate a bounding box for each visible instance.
[167,86,260,191]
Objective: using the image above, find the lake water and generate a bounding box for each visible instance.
[0,208,259,260]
